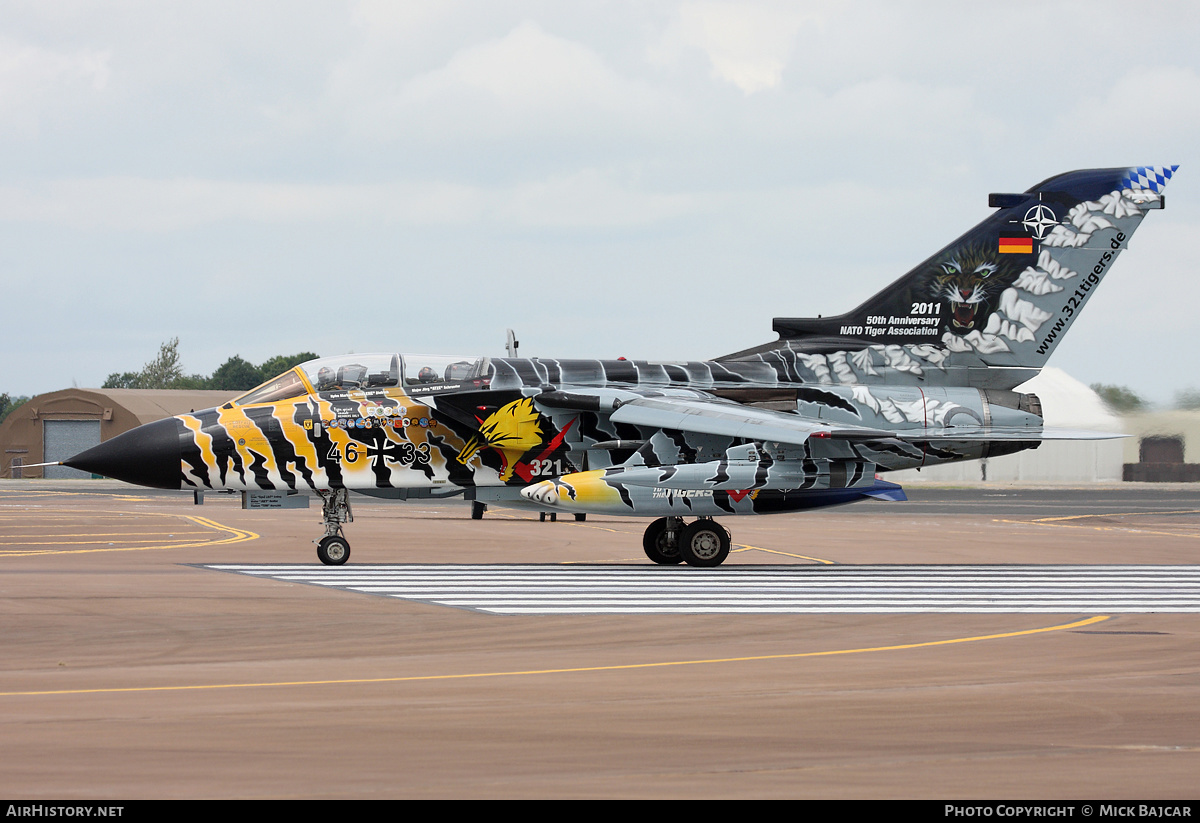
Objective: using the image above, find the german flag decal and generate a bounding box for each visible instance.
[998,233,1033,254]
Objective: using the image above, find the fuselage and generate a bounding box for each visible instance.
[62,353,1041,517]
[58,165,1172,565]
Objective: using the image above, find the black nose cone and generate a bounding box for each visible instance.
[63,417,184,490]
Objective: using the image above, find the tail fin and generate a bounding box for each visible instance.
[725,166,1177,390]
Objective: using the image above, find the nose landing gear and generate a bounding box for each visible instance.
[315,488,353,566]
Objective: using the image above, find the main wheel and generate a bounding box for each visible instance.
[317,535,351,566]
[678,520,730,567]
[642,517,683,565]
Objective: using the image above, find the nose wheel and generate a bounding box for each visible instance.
[317,535,350,565]
[315,488,354,565]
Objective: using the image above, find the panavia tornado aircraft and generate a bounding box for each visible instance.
[59,166,1176,567]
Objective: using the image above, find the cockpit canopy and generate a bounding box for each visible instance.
[305,354,402,393]
[231,353,489,405]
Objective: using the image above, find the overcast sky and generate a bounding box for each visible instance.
[4,1,1197,403]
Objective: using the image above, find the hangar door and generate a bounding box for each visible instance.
[43,420,101,479]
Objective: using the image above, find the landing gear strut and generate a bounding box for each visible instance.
[315,488,353,565]
[643,516,731,567]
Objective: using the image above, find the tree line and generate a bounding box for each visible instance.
[0,341,318,426]
[0,394,29,426]
[1089,384,1200,414]
[102,339,318,393]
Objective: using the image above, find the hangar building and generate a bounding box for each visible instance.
[1,389,236,479]
[1120,409,1200,482]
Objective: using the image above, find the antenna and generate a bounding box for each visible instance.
[505,329,519,358]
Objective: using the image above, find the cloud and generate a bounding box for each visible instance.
[497,168,707,228]
[334,19,662,144]
[0,170,707,231]
[405,21,617,108]
[1049,65,1200,152]
[0,37,110,136]
[651,1,826,93]
[2,2,1199,400]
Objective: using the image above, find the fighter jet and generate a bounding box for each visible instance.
[61,166,1177,567]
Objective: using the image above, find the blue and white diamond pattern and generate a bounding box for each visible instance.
[1122,165,1179,193]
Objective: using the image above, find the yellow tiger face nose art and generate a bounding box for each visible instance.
[457,398,544,467]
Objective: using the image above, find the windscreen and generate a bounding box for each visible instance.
[232,354,402,405]
[231,368,311,405]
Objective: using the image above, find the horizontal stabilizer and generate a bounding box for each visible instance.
[862,481,907,502]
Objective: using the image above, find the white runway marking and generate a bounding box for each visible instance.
[201,564,1200,615]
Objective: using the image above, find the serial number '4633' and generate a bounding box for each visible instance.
[325,441,431,469]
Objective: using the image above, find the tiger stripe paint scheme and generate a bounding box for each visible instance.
[63,167,1176,566]
[162,378,1036,501]
[175,391,575,494]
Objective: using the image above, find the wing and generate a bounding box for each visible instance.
[523,390,909,516]
[519,388,1118,517]
[609,395,892,445]
[607,395,1119,445]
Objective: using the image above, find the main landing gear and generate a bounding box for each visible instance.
[642,516,731,568]
[315,488,353,566]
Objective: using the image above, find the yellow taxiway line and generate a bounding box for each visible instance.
[997,509,1200,541]
[0,510,258,556]
[0,615,1109,698]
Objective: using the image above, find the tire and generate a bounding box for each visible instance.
[317,535,351,566]
[642,517,683,565]
[678,520,730,567]
[471,501,486,520]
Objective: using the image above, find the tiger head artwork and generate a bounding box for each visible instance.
[923,244,1022,334]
